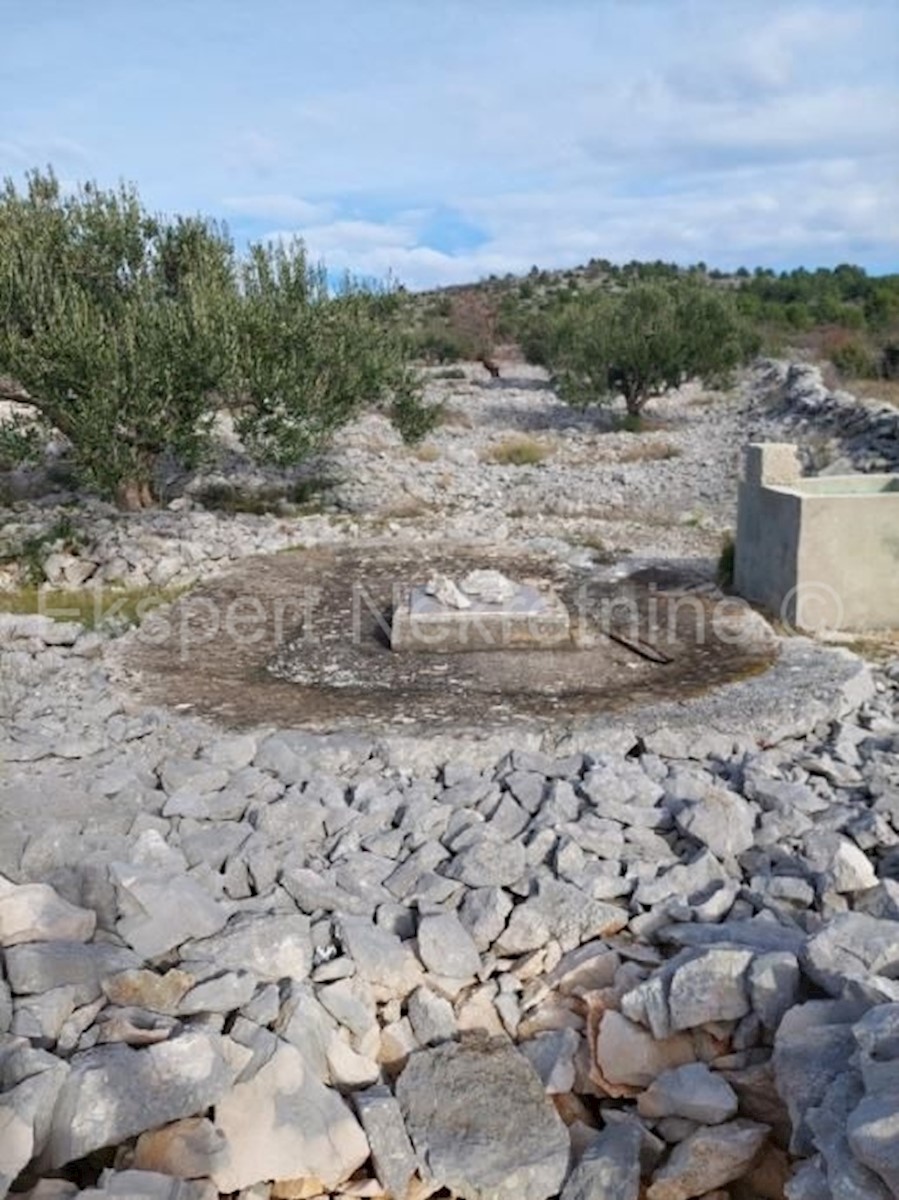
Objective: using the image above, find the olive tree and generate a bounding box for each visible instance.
[0,170,429,507]
[0,170,235,507]
[531,280,752,418]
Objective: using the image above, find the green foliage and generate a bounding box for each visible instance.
[529,281,751,416]
[0,169,425,505]
[227,243,423,464]
[0,170,235,507]
[829,338,878,379]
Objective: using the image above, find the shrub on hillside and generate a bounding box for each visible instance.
[527,280,753,417]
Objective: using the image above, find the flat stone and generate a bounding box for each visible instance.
[338,916,422,998]
[803,913,899,998]
[212,1039,369,1192]
[42,1030,233,1168]
[674,788,757,858]
[396,1040,570,1200]
[667,950,754,1031]
[159,758,230,795]
[178,972,257,1015]
[0,875,96,946]
[459,887,514,951]
[407,986,457,1046]
[5,941,141,1005]
[808,1070,892,1200]
[802,831,878,893]
[416,912,481,978]
[133,1117,228,1178]
[519,1028,581,1094]
[561,1123,642,1200]
[391,582,571,652]
[497,879,626,955]
[0,1066,69,1195]
[181,913,312,982]
[594,1012,695,1092]
[646,1119,770,1200]
[847,1082,899,1196]
[10,985,76,1044]
[112,865,228,959]
[637,1064,738,1125]
[102,969,195,1015]
[748,952,800,1031]
[354,1085,418,1200]
[80,1168,214,1199]
[446,841,526,888]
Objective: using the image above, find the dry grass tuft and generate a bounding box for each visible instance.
[412,443,440,462]
[486,436,552,466]
[617,440,682,464]
[844,377,899,408]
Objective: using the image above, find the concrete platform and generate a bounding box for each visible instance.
[391,582,572,652]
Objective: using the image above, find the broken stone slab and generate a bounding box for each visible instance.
[392,580,571,652]
[337,916,423,999]
[0,875,96,946]
[416,911,481,979]
[407,986,457,1047]
[41,1030,234,1169]
[102,969,196,1015]
[458,887,514,951]
[132,1117,229,1178]
[748,951,800,1032]
[636,1063,738,1125]
[801,830,878,894]
[773,999,863,1156]
[212,1039,369,1193]
[4,941,141,1006]
[395,1039,570,1200]
[673,788,757,859]
[667,949,755,1031]
[646,1119,770,1200]
[560,1123,642,1200]
[519,1028,580,1094]
[353,1085,418,1200]
[808,1070,893,1200]
[445,840,526,888]
[802,912,899,999]
[178,972,257,1016]
[593,1011,696,1093]
[0,1064,69,1196]
[78,1168,216,1199]
[847,1081,899,1196]
[181,913,312,983]
[497,879,626,955]
[111,864,229,959]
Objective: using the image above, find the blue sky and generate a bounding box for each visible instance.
[2,0,897,288]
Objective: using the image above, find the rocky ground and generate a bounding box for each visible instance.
[1,359,898,1200]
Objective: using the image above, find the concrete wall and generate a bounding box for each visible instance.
[734,443,899,632]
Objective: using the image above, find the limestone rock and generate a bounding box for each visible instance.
[561,1123,642,1200]
[637,1064,738,1125]
[594,1012,695,1091]
[5,941,141,1006]
[646,1119,770,1200]
[133,1117,228,1178]
[416,911,480,979]
[0,876,96,946]
[354,1085,418,1200]
[212,1039,369,1192]
[395,1040,570,1200]
[112,864,228,959]
[338,916,422,998]
[182,913,312,982]
[667,949,754,1030]
[43,1031,233,1169]
[674,789,757,859]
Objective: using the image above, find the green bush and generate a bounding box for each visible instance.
[527,281,751,417]
[829,339,878,379]
[0,169,425,505]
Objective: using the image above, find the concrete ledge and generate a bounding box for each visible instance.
[391,584,572,652]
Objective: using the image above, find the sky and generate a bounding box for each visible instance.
[2,0,898,289]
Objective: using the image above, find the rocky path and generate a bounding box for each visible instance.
[1,360,898,1199]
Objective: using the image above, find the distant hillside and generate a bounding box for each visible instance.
[404,259,899,396]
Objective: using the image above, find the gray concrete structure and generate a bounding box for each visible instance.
[735,443,899,632]
[391,582,571,652]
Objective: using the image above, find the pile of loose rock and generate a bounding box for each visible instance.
[760,359,899,473]
[2,603,898,1199]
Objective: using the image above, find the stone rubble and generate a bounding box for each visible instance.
[1,361,898,1198]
